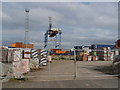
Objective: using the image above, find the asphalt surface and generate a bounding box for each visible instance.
[2,60,119,88]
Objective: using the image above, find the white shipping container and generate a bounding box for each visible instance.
[104,50,107,53]
[96,56,98,60]
[88,56,92,61]
[104,57,107,61]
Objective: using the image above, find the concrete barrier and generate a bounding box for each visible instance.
[1,62,12,77]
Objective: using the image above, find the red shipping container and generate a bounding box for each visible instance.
[92,56,96,61]
[51,49,61,51]
[82,54,88,61]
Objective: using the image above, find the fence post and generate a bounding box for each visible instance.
[71,48,77,79]
[47,51,51,76]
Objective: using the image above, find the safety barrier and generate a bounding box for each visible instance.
[31,49,39,58]
[40,49,47,66]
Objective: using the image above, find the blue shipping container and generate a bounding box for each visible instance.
[91,44,115,49]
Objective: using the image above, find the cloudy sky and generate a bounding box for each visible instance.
[2,2,118,49]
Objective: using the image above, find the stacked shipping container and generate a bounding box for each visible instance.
[50,49,70,55]
[11,42,34,48]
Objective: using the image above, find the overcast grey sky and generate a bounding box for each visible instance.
[2,2,118,49]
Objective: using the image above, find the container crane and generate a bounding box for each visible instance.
[44,16,62,49]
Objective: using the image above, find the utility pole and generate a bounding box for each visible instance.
[49,16,52,30]
[24,9,29,48]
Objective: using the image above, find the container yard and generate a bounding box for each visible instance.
[1,39,120,83]
[1,15,120,83]
[2,2,120,88]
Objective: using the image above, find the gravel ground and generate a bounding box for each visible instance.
[2,60,119,88]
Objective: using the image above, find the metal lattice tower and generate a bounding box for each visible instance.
[24,9,29,48]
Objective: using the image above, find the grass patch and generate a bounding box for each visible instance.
[52,55,74,60]
[9,77,28,82]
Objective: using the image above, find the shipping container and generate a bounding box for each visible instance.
[95,47,112,61]
[51,50,70,55]
[82,54,88,61]
[11,42,34,48]
[92,56,96,61]
[8,47,16,48]
[11,43,16,47]
[22,44,34,48]
[88,56,92,61]
[56,50,66,53]
[91,44,114,49]
[51,49,61,51]
[74,46,82,49]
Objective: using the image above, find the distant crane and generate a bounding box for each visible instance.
[44,16,62,49]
